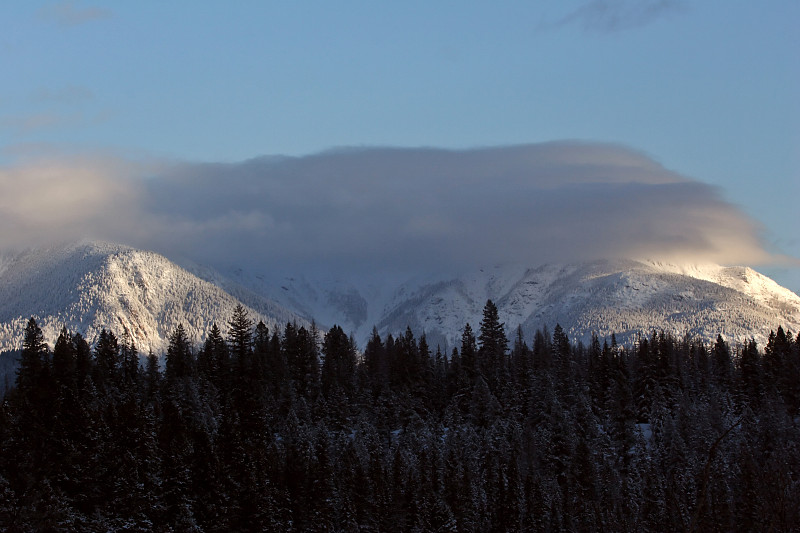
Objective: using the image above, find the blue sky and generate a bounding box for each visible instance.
[1,1,798,290]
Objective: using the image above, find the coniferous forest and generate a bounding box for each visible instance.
[1,302,799,532]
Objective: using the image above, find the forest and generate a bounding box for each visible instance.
[1,301,799,532]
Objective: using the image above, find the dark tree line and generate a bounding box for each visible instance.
[1,302,799,531]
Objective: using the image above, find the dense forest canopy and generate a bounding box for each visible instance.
[1,302,798,531]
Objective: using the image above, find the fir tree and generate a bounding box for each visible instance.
[93,328,120,392]
[165,324,193,382]
[478,299,509,392]
[711,334,732,388]
[321,325,357,399]
[227,304,253,367]
[52,327,76,389]
[16,317,49,396]
[460,323,477,382]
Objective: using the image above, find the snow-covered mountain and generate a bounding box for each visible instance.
[0,242,305,354]
[0,241,798,355]
[254,259,800,350]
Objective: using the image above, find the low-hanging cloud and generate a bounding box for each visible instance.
[0,142,778,276]
[0,154,144,249]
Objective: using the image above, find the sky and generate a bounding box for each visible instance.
[0,1,798,290]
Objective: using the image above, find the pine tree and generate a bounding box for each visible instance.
[478,300,508,361]
[52,327,76,389]
[363,328,387,395]
[711,334,732,388]
[552,324,574,395]
[321,325,357,399]
[144,348,160,402]
[119,331,140,388]
[16,318,49,396]
[460,323,477,382]
[72,332,92,388]
[165,324,193,382]
[198,323,229,391]
[284,322,320,400]
[93,328,120,391]
[478,300,508,392]
[510,326,531,389]
[227,304,253,368]
[552,324,570,366]
[532,326,552,371]
[737,339,762,407]
[253,320,270,380]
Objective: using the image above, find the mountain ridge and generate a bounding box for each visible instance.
[0,241,306,354]
[250,258,800,350]
[0,242,798,354]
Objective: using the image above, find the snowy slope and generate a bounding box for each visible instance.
[255,260,800,350]
[0,242,304,354]
[1,242,797,355]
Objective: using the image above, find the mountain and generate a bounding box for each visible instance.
[254,259,800,350]
[0,242,797,355]
[0,241,305,354]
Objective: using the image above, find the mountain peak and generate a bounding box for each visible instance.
[0,242,305,353]
[0,243,797,355]
[253,258,800,350]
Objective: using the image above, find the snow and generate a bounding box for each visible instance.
[636,423,653,443]
[239,258,800,350]
[0,241,306,354]
[1,243,798,355]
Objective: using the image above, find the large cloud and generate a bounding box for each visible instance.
[0,142,776,276]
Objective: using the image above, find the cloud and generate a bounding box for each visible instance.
[31,85,94,105]
[37,1,111,27]
[0,143,778,277]
[0,154,144,249]
[136,143,775,273]
[554,0,684,33]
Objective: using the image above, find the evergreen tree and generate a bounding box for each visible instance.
[711,334,732,388]
[532,326,552,371]
[119,330,140,388]
[16,317,49,396]
[72,332,92,388]
[93,328,120,392]
[52,327,76,389]
[478,299,509,391]
[198,323,229,391]
[253,320,271,379]
[510,326,531,388]
[363,327,388,395]
[737,338,762,407]
[165,324,193,382]
[460,323,477,382]
[552,323,574,396]
[4,297,800,531]
[321,325,357,399]
[144,348,160,402]
[227,304,254,366]
[284,322,320,399]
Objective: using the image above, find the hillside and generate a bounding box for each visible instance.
[0,242,304,353]
[1,242,797,354]
[257,260,800,350]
